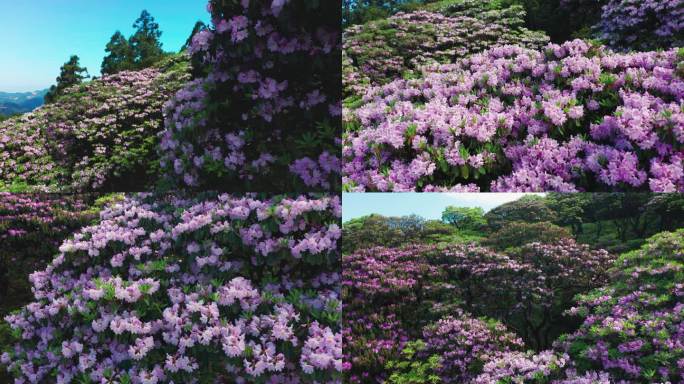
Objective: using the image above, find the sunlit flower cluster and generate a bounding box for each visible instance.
[343,40,684,192]
[1,193,342,382]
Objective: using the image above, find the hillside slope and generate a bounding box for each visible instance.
[343,0,549,96]
[0,55,190,192]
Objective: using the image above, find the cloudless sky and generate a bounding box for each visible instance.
[0,0,210,92]
[342,193,546,222]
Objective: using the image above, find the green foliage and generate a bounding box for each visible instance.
[386,341,442,384]
[421,220,484,244]
[482,221,571,251]
[101,31,134,75]
[560,229,684,382]
[343,0,440,26]
[44,55,89,104]
[101,10,166,75]
[441,206,486,230]
[342,214,405,253]
[494,0,603,43]
[546,193,591,236]
[0,114,17,123]
[129,10,165,68]
[342,214,484,253]
[485,195,557,231]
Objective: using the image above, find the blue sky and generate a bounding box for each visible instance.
[0,0,210,92]
[342,193,546,222]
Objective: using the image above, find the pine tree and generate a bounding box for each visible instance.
[44,55,89,104]
[101,31,134,75]
[181,21,207,52]
[129,10,165,68]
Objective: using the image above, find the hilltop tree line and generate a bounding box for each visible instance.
[343,194,684,254]
[45,11,206,104]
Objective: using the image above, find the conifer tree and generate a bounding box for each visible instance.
[129,10,164,68]
[44,55,89,104]
[101,31,134,75]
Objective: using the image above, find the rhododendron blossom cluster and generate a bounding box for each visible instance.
[597,0,684,50]
[343,40,684,192]
[0,193,96,239]
[0,193,342,383]
[343,1,548,96]
[0,56,190,192]
[0,193,101,305]
[419,312,525,383]
[562,0,684,51]
[556,229,684,382]
[342,239,615,383]
[159,0,341,191]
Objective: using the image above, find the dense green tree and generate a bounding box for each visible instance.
[482,221,571,251]
[343,0,438,26]
[386,214,426,234]
[645,194,684,232]
[181,21,208,52]
[420,220,460,242]
[44,55,89,104]
[342,214,405,253]
[576,193,612,242]
[491,0,603,42]
[546,193,591,237]
[129,10,165,69]
[484,195,557,231]
[592,194,651,241]
[441,206,486,230]
[101,31,134,75]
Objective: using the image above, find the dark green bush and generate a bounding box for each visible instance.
[483,221,571,251]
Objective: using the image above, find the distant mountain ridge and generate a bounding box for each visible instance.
[0,89,48,115]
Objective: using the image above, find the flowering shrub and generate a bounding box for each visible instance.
[343,245,456,383]
[0,193,342,382]
[556,229,684,382]
[341,244,521,381]
[342,238,620,382]
[0,193,106,383]
[384,313,526,384]
[343,40,684,192]
[159,0,341,191]
[597,0,684,50]
[473,350,569,383]
[343,1,548,96]
[419,312,525,383]
[0,115,59,192]
[0,193,104,316]
[0,55,190,192]
[507,240,615,350]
